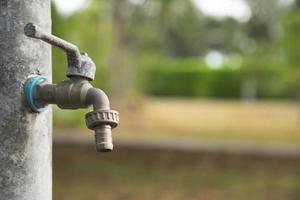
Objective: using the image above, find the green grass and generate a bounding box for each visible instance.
[54,144,300,200]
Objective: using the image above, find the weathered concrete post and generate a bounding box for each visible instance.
[0,1,52,200]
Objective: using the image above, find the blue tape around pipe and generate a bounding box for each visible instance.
[24,76,48,112]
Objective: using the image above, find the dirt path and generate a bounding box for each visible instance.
[54,130,300,158]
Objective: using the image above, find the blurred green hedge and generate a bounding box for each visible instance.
[139,56,296,99]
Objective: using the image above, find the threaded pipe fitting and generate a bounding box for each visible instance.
[85,110,119,152]
[85,110,119,129]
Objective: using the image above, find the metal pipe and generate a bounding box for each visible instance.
[86,88,110,110]
[0,1,52,200]
[36,81,117,152]
[85,88,114,151]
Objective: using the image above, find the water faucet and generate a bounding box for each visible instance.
[23,23,119,152]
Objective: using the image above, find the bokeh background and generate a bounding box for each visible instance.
[52,0,300,199]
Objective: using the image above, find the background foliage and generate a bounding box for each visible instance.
[52,0,300,100]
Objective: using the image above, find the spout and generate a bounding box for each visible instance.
[25,76,119,152]
[85,88,119,152]
[26,76,119,152]
[94,125,113,152]
[86,88,110,111]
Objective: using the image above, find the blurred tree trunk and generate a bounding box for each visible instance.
[240,0,281,102]
[241,79,257,102]
[110,0,126,107]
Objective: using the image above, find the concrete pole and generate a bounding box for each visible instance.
[0,1,52,200]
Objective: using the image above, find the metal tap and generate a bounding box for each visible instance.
[23,23,119,152]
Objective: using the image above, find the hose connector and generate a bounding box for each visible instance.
[85,110,119,152]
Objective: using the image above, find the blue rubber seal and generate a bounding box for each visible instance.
[24,76,48,112]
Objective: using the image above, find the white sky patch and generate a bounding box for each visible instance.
[192,0,251,23]
[205,50,224,69]
[278,0,295,7]
[53,0,87,15]
[128,0,145,5]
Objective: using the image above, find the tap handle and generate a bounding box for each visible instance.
[24,23,81,69]
[24,23,96,80]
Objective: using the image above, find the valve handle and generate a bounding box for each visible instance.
[24,23,81,69]
[24,23,96,80]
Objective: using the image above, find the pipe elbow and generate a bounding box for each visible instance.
[86,87,110,111]
[84,87,119,152]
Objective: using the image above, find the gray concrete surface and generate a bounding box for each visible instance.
[0,1,52,199]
